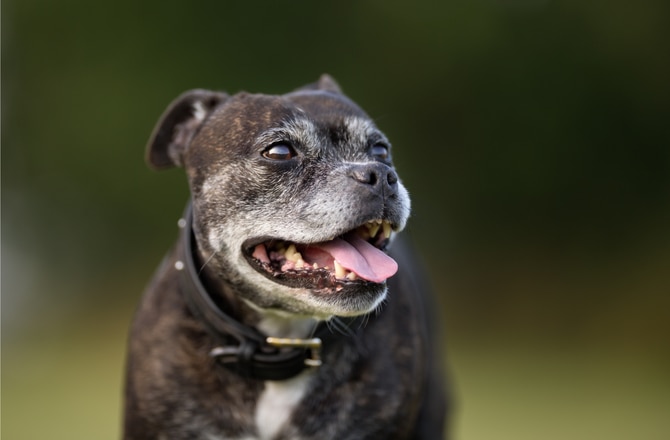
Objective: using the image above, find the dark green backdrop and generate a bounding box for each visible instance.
[3,1,669,439]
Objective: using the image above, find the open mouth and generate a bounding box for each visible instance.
[244,220,398,289]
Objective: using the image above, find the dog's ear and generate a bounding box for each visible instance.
[146,89,229,170]
[297,74,343,94]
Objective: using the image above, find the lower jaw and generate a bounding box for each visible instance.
[294,285,388,317]
[246,256,376,292]
[242,267,388,316]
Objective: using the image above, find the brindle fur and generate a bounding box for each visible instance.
[123,75,447,439]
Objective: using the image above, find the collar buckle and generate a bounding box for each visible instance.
[266,337,323,367]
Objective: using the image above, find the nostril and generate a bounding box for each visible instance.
[349,164,398,194]
[387,171,398,185]
[352,169,379,186]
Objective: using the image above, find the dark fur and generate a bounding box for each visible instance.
[123,75,447,439]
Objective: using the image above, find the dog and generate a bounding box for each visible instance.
[123,75,447,439]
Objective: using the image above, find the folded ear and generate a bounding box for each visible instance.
[146,89,229,170]
[297,74,343,94]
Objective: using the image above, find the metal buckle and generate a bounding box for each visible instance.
[266,337,323,367]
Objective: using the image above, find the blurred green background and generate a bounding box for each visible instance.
[3,0,669,439]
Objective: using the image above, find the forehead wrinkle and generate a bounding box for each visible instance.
[326,116,387,160]
[344,115,376,131]
[341,116,387,148]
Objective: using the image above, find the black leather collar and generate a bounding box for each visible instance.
[174,202,365,381]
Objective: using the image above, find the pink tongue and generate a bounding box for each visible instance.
[313,235,398,283]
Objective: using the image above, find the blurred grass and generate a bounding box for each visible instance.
[3,307,132,440]
[450,343,670,440]
[3,304,669,440]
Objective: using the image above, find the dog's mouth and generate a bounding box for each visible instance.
[244,220,397,290]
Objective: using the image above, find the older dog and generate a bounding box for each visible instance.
[123,75,447,439]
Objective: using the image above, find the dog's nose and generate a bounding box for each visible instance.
[349,163,399,197]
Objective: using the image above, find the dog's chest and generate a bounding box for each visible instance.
[253,372,313,440]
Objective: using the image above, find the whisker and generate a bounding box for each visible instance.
[360,313,371,329]
[374,298,388,317]
[308,320,320,338]
[198,252,218,275]
[328,317,346,335]
[329,317,357,338]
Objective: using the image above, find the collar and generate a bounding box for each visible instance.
[173,202,366,381]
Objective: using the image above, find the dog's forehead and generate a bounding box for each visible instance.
[212,90,376,139]
[284,90,369,119]
[189,90,383,176]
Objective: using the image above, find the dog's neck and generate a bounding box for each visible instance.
[252,307,318,340]
[197,259,318,339]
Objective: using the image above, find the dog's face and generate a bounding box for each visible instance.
[147,76,410,319]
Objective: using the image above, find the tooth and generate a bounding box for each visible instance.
[347,272,357,281]
[334,260,346,279]
[368,222,381,238]
[295,259,305,269]
[252,244,270,264]
[382,221,392,239]
[285,244,303,262]
[313,262,319,269]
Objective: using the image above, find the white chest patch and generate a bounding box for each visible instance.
[254,372,312,440]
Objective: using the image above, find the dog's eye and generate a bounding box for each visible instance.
[370,143,389,160]
[262,143,296,160]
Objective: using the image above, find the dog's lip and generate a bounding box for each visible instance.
[242,219,398,287]
[241,218,398,252]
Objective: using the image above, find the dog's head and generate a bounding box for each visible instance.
[147,75,410,319]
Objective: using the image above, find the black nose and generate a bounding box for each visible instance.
[349,163,399,197]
